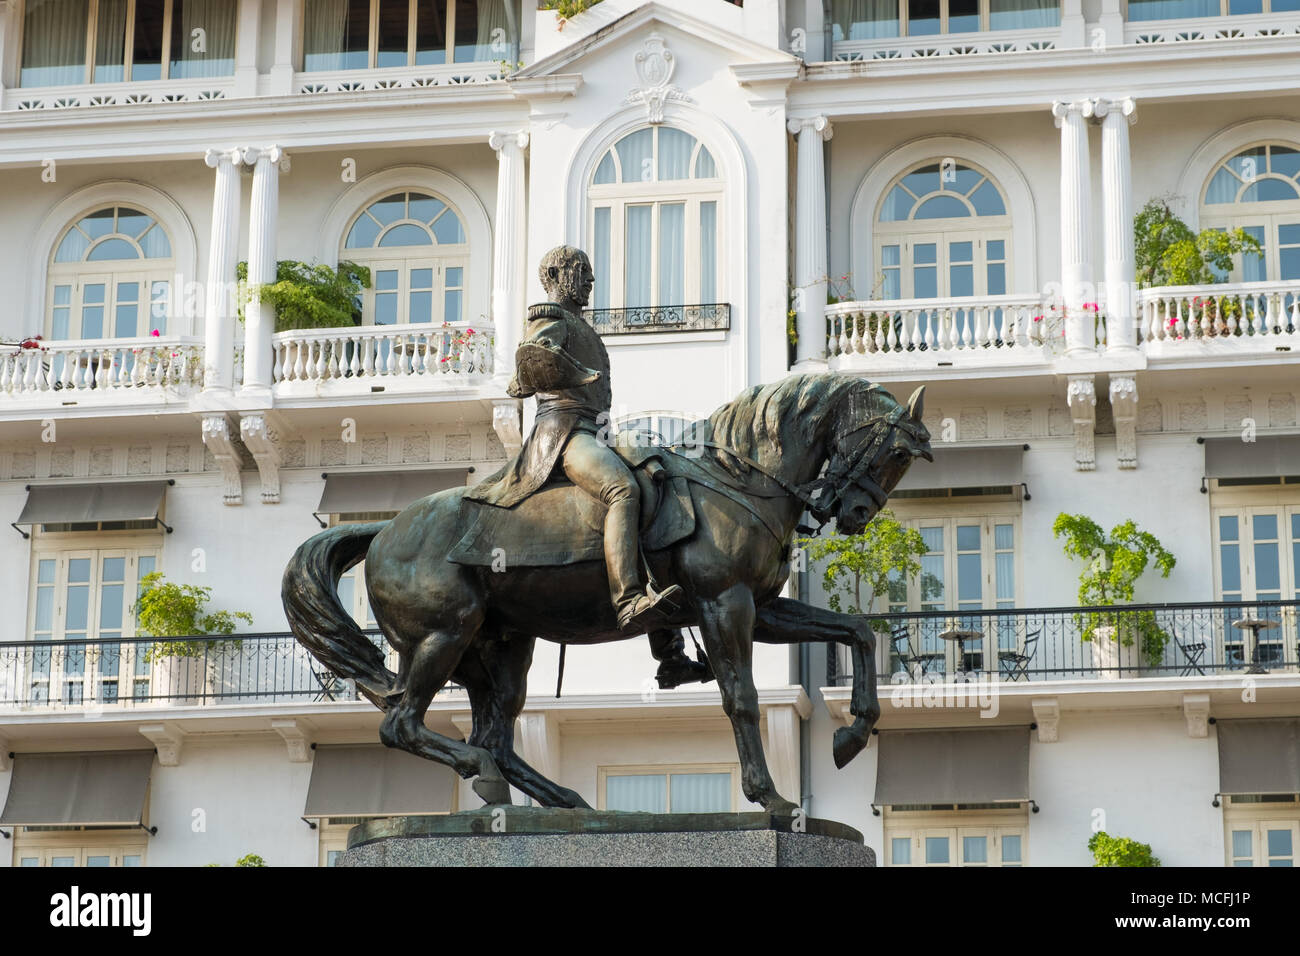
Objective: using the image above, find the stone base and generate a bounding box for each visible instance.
[340,808,875,867]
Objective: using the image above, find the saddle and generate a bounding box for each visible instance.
[447,444,697,568]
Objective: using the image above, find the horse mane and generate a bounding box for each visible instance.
[685,374,887,477]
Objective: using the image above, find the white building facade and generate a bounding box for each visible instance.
[0,0,1297,867]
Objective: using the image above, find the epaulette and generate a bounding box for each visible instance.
[526,302,575,322]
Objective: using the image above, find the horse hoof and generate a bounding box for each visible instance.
[473,774,512,806]
[832,726,868,769]
[765,799,800,819]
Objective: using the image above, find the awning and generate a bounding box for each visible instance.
[303,744,458,817]
[13,481,170,537]
[1217,718,1300,795]
[0,750,154,828]
[1203,435,1300,482]
[874,726,1031,806]
[314,469,468,522]
[895,443,1027,494]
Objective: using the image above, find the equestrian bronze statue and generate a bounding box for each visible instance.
[282,247,933,815]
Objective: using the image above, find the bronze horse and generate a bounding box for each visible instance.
[282,373,932,814]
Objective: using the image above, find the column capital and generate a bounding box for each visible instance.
[787,115,833,141]
[241,145,290,171]
[1051,99,1094,126]
[1092,96,1136,124]
[204,147,243,169]
[489,130,529,153]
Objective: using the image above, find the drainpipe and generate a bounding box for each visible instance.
[798,559,813,817]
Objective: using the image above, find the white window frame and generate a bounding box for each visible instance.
[597,763,739,813]
[1200,142,1300,283]
[883,805,1028,866]
[14,830,149,867]
[588,128,724,312]
[300,0,500,72]
[1224,795,1300,867]
[833,0,1062,38]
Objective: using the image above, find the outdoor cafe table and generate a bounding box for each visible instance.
[1231,616,1280,675]
[938,624,984,676]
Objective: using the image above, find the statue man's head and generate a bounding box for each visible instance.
[539,245,594,310]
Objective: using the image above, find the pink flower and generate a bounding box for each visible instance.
[1082,302,1099,312]
[150,329,161,337]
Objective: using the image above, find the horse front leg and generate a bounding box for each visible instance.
[697,584,798,817]
[753,597,881,769]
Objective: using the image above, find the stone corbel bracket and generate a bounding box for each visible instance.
[201,412,243,506]
[0,737,11,772]
[1183,693,1211,738]
[271,718,313,762]
[492,400,523,458]
[140,722,187,766]
[1031,697,1060,743]
[1109,373,1139,469]
[240,412,283,504]
[1066,375,1097,472]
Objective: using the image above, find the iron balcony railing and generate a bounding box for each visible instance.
[0,630,460,711]
[583,303,731,335]
[827,599,1300,686]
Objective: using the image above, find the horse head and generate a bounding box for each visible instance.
[820,384,934,536]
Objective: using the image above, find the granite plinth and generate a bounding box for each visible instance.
[340,808,875,867]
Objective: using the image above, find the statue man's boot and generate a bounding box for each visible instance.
[650,629,714,689]
[606,497,682,633]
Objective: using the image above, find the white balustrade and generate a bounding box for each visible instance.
[1138,281,1300,349]
[0,337,204,397]
[272,323,494,388]
[833,28,1058,61]
[825,295,1049,364]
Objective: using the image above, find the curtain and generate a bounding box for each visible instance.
[624,206,652,309]
[699,202,717,304]
[592,207,611,310]
[21,0,89,87]
[171,0,237,78]
[669,773,731,813]
[988,0,1061,29]
[471,0,515,63]
[658,203,685,308]
[606,774,667,813]
[657,128,694,181]
[304,0,350,72]
[94,0,129,83]
[615,129,654,185]
[832,0,899,41]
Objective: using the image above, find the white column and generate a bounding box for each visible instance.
[1053,99,1095,357]
[1096,97,1138,354]
[242,146,287,392]
[203,148,243,393]
[788,114,832,369]
[269,0,301,95]
[490,130,529,386]
[1060,0,1085,47]
[233,0,262,98]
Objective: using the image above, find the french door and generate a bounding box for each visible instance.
[1213,508,1300,668]
[1229,820,1299,867]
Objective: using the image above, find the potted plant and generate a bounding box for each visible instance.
[133,572,253,704]
[799,510,942,677]
[1053,513,1176,678]
[1088,831,1161,867]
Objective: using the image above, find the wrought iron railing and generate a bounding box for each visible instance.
[826,599,1300,686]
[584,303,731,335]
[0,630,459,710]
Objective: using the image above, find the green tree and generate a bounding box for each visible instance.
[237,260,371,332]
[1088,831,1161,867]
[133,572,253,662]
[540,0,603,20]
[1052,513,1176,665]
[1134,197,1261,288]
[798,510,941,620]
[235,853,267,867]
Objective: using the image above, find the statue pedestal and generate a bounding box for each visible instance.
[340,808,875,867]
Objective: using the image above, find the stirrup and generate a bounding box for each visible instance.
[618,584,683,633]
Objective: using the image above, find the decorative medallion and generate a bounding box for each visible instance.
[625,34,691,124]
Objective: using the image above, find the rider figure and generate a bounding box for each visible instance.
[465,245,707,686]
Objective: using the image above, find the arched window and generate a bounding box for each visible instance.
[47,206,173,340]
[1202,143,1300,283]
[588,126,723,312]
[343,190,469,325]
[874,161,1010,301]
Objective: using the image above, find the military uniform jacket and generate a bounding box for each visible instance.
[463,302,613,509]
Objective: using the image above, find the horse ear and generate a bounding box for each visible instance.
[907,386,926,422]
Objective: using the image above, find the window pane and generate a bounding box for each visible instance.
[606,774,667,813]
[377,0,410,69]
[22,0,90,86]
[925,835,949,864]
[700,202,717,304]
[454,0,508,64]
[949,0,979,32]
[379,224,432,247]
[51,856,77,867]
[416,0,449,65]
[1229,0,1263,11]
[85,854,111,867]
[88,238,140,261]
[695,147,717,179]
[970,181,1006,216]
[1241,179,1300,203]
[305,0,371,71]
[962,835,987,863]
[907,0,940,35]
[1127,0,1218,20]
[915,195,969,220]
[94,0,128,83]
[1001,834,1022,863]
[832,0,899,40]
[989,0,1059,28]
[657,128,695,181]
[658,203,685,307]
[131,0,166,80]
[891,837,912,864]
[593,152,616,185]
[122,854,143,867]
[1232,829,1253,859]
[669,773,731,812]
[170,0,237,78]
[1266,828,1293,858]
[115,281,140,337]
[616,130,655,186]
[431,210,465,244]
[880,184,913,222]
[624,206,653,308]
[592,207,611,309]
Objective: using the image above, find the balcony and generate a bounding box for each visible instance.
[827,599,1300,686]
[292,61,504,96]
[1124,10,1300,46]
[1137,280,1300,362]
[584,303,732,336]
[0,336,205,415]
[2,76,235,113]
[832,26,1059,62]
[0,631,461,712]
[271,322,494,400]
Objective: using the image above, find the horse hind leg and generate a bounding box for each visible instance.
[456,634,591,809]
[379,624,510,805]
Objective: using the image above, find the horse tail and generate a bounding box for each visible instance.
[281,522,396,710]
